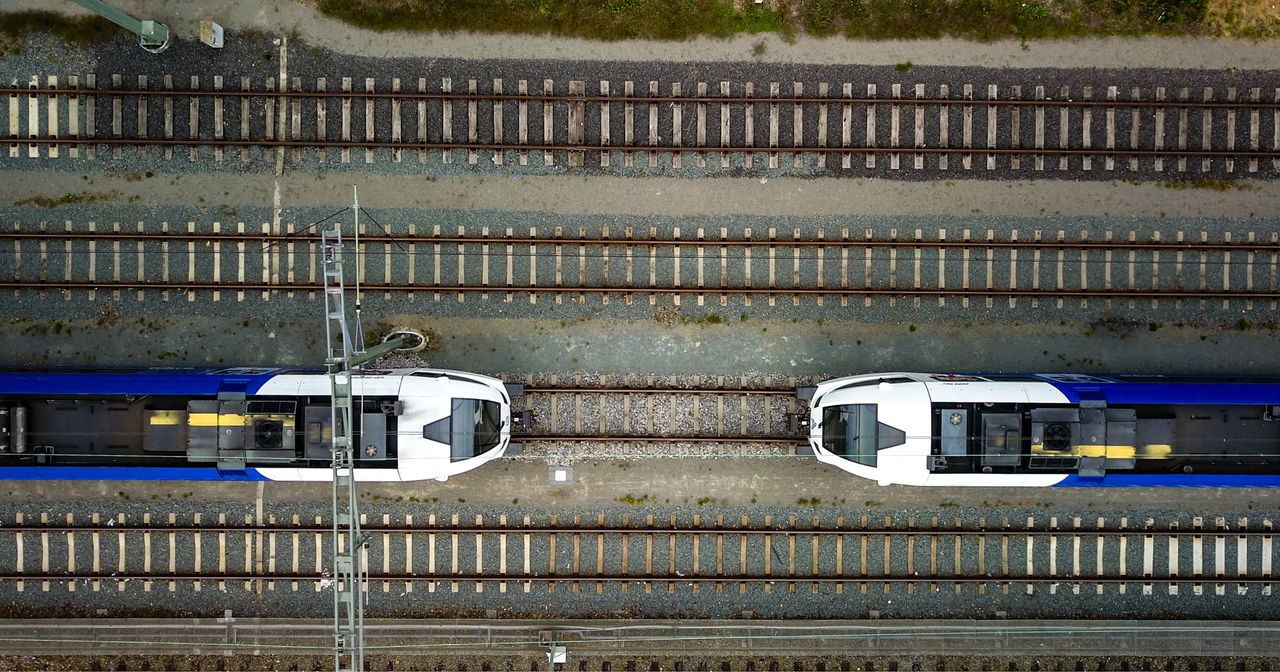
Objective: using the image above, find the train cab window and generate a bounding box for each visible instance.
[822,404,879,467]
[427,399,505,463]
[832,376,913,392]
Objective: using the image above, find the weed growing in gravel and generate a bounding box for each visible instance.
[1162,178,1256,191]
[15,191,123,208]
[682,313,725,325]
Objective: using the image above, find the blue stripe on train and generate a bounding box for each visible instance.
[1039,379,1280,406]
[0,371,277,396]
[0,466,271,481]
[1057,473,1280,487]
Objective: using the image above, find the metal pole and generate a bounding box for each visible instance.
[65,0,171,52]
[352,186,364,351]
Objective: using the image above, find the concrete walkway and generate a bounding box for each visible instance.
[2,617,1277,658]
[5,170,1279,219]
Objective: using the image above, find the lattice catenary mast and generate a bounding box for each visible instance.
[321,187,404,672]
[65,0,170,52]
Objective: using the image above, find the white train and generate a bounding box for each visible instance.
[0,366,523,482]
[801,372,1280,487]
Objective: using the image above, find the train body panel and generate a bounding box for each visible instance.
[807,372,1280,487]
[0,366,515,482]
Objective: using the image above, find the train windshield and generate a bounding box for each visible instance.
[822,404,878,466]
[428,399,504,462]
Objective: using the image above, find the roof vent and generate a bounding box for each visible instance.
[1043,422,1072,452]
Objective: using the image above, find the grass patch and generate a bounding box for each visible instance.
[0,12,119,48]
[312,0,1257,42]
[317,0,784,41]
[798,0,1216,39]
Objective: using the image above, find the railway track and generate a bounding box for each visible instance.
[6,75,1280,176]
[1,512,1274,597]
[3,222,1278,310]
[518,385,801,443]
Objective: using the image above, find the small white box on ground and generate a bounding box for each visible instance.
[548,466,573,485]
[200,21,224,48]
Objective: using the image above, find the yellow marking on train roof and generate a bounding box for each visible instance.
[147,410,186,425]
[1137,444,1172,459]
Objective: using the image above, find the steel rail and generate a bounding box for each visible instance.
[3,280,1277,300]
[0,571,1273,585]
[1,524,1264,537]
[5,87,1277,110]
[14,135,1280,158]
[2,230,1275,253]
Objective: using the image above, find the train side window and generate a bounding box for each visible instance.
[1111,375,1280,384]
[1039,374,1113,384]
